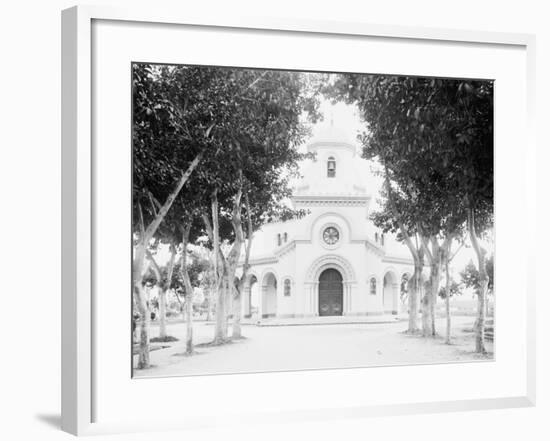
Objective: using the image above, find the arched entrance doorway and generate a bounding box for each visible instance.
[383,271,399,314]
[245,275,258,318]
[318,268,343,316]
[261,272,277,318]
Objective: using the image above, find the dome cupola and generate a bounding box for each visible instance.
[307,122,357,157]
[291,122,370,206]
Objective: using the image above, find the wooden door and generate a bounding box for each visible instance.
[318,268,343,316]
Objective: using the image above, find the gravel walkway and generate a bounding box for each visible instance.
[133,316,493,378]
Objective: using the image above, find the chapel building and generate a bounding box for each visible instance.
[240,124,414,321]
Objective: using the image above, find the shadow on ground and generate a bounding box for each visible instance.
[35,413,61,429]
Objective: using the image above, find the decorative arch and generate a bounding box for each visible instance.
[327,156,336,177]
[308,212,353,244]
[246,270,260,285]
[383,266,399,277]
[282,275,294,284]
[305,254,356,284]
[367,274,379,296]
[243,272,260,318]
[260,269,278,318]
[383,269,399,315]
[305,255,355,316]
[282,276,294,297]
[260,267,279,286]
[319,150,342,164]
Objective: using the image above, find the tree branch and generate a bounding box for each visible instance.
[383,167,420,262]
[145,249,162,282]
[449,241,464,262]
[137,201,145,238]
[141,150,204,245]
[416,226,434,265]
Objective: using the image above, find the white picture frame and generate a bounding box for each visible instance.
[61,5,536,436]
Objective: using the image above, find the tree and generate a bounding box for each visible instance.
[198,250,217,321]
[146,241,177,341]
[460,255,494,299]
[179,225,207,354]
[326,75,493,350]
[132,64,214,367]
[460,255,495,338]
[370,185,426,334]
[438,249,464,345]
[175,67,321,344]
[133,64,321,363]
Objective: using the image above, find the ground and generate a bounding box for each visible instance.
[133,316,493,378]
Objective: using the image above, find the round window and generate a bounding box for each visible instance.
[322,226,340,245]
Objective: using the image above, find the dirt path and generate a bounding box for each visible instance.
[134,316,493,378]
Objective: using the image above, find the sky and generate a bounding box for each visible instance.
[310,100,365,145]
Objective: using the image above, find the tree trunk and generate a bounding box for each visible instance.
[205,281,214,322]
[444,254,451,344]
[429,262,440,336]
[430,237,442,336]
[141,152,203,246]
[224,276,232,338]
[418,234,450,338]
[132,242,151,369]
[421,281,432,338]
[209,192,228,345]
[232,192,252,339]
[407,258,423,333]
[134,284,150,369]
[382,169,424,334]
[232,288,243,339]
[180,224,196,355]
[185,294,194,354]
[162,245,176,339]
[158,288,167,340]
[132,152,202,366]
[210,178,245,342]
[213,276,227,345]
[418,235,433,338]
[146,245,176,341]
[468,209,488,354]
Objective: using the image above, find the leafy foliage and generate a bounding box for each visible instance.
[460,255,495,295]
[438,280,463,299]
[171,249,211,294]
[326,74,494,239]
[133,64,322,244]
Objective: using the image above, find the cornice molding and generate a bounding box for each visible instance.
[292,196,370,207]
[382,255,414,265]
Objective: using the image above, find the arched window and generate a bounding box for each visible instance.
[370,278,377,295]
[284,279,291,296]
[277,233,281,246]
[284,232,288,243]
[327,156,336,178]
[381,234,385,246]
[375,232,379,243]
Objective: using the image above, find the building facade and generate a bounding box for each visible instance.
[240,125,414,320]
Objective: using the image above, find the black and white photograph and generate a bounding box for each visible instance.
[132,64,494,378]
[4,0,548,438]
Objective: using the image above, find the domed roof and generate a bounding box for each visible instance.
[291,123,374,203]
[307,123,356,154]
